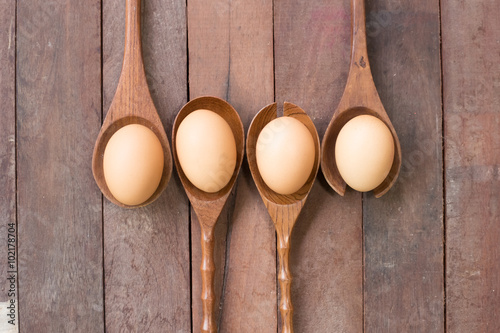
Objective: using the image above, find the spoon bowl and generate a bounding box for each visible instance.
[92,0,172,208]
[172,96,244,333]
[247,102,320,333]
[321,0,401,198]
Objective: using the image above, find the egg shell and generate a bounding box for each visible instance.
[335,115,395,192]
[103,124,164,206]
[175,109,237,193]
[256,116,316,195]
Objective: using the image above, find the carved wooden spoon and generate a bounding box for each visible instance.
[321,0,401,198]
[247,102,320,333]
[172,96,244,333]
[92,0,172,207]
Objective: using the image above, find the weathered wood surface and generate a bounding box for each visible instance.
[103,0,190,332]
[442,0,500,331]
[5,0,500,332]
[0,0,17,331]
[274,1,364,331]
[17,1,104,332]
[188,0,277,331]
[363,0,444,331]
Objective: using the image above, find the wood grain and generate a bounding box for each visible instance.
[442,0,500,331]
[7,1,498,331]
[187,0,277,332]
[274,0,364,331]
[363,0,444,331]
[0,0,17,331]
[16,1,103,332]
[103,0,190,331]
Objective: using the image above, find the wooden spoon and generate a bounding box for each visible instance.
[92,0,172,208]
[172,96,244,333]
[247,102,320,333]
[321,0,401,198]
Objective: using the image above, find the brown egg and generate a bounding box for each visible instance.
[256,117,315,195]
[103,124,164,206]
[176,109,237,193]
[335,115,394,192]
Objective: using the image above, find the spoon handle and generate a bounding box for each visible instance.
[338,0,380,111]
[200,224,217,333]
[277,234,294,333]
[122,0,147,85]
[349,0,370,73]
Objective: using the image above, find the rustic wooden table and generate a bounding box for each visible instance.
[1,0,498,332]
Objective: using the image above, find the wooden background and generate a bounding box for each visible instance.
[0,0,498,332]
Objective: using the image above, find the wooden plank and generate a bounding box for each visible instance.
[0,0,17,331]
[274,1,364,332]
[16,1,104,332]
[187,0,277,331]
[187,2,230,329]
[102,0,190,332]
[442,0,500,331]
[362,0,444,331]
